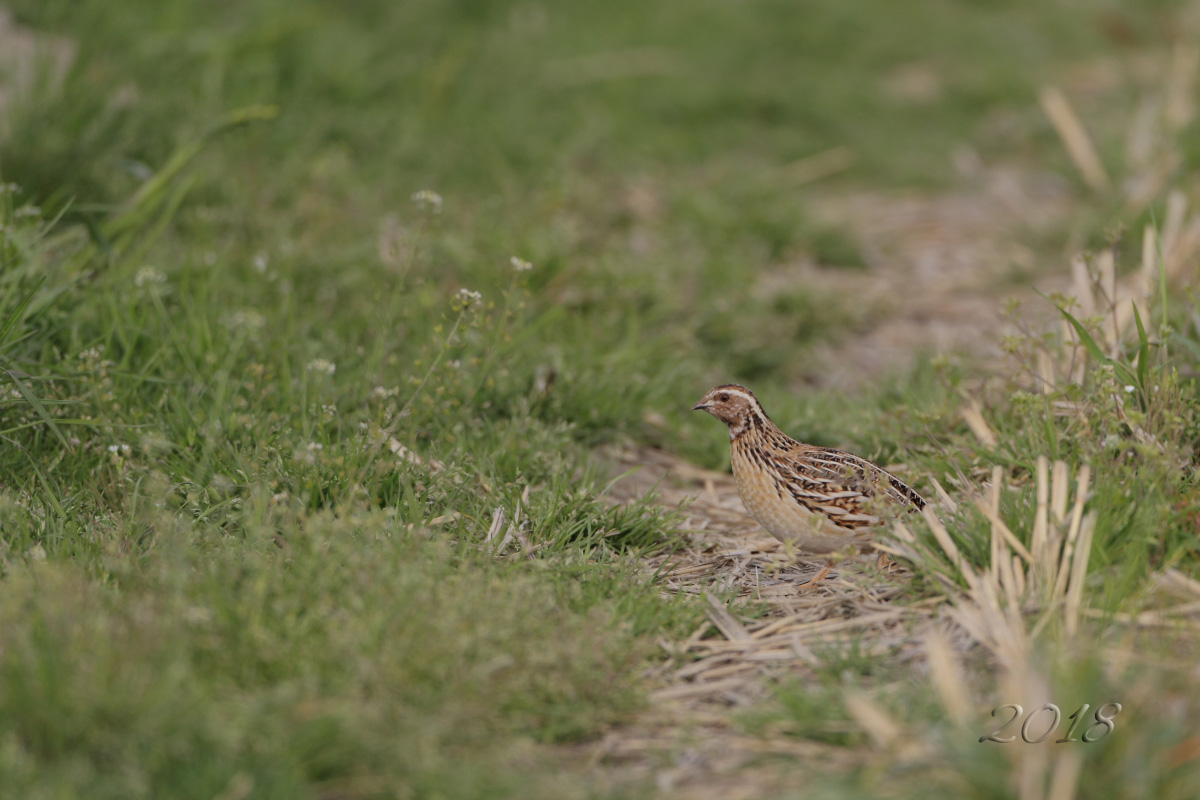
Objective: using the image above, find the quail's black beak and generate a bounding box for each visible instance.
[691,400,711,411]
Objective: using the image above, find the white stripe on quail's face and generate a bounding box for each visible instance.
[715,388,754,405]
[695,385,763,434]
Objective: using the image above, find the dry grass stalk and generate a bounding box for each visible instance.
[782,146,855,185]
[961,398,997,448]
[1051,465,1090,599]
[973,494,1033,566]
[1157,567,1200,601]
[1037,349,1057,393]
[1031,456,1050,580]
[1094,249,1120,357]
[987,466,1004,584]
[1166,43,1199,132]
[1050,460,1069,524]
[1162,190,1187,263]
[1125,93,1158,171]
[924,629,971,728]
[930,476,959,513]
[1040,86,1110,191]
[1140,224,1158,294]
[1070,255,1095,318]
[1046,750,1084,800]
[705,592,752,642]
[1063,512,1096,637]
[843,689,901,749]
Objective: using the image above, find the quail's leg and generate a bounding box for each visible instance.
[799,564,831,591]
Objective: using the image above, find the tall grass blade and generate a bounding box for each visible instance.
[1132,302,1150,393]
[0,274,45,353]
[2,369,69,447]
[1051,299,1137,387]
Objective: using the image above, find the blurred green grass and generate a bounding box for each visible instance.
[2,0,1200,797]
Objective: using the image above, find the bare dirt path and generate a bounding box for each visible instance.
[801,165,1075,389]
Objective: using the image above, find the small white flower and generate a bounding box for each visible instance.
[107,444,120,453]
[372,385,399,399]
[1124,385,1136,394]
[134,267,166,288]
[306,358,336,376]
[306,441,323,452]
[253,252,269,273]
[14,204,40,219]
[221,309,267,333]
[454,288,483,310]
[410,189,443,214]
[509,256,533,272]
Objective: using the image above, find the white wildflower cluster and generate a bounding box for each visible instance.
[78,345,107,368]
[509,256,533,272]
[13,204,40,219]
[452,288,483,311]
[388,438,445,472]
[107,442,133,467]
[306,358,336,376]
[0,183,19,194]
[410,189,443,214]
[221,309,267,333]
[134,266,167,288]
[299,441,324,464]
[372,385,400,399]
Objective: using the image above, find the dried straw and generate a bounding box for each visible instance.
[1040,86,1110,191]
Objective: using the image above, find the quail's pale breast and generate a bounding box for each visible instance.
[730,448,872,553]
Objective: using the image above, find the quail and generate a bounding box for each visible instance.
[692,384,924,554]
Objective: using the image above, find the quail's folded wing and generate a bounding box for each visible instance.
[771,446,884,531]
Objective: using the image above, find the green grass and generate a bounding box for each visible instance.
[0,517,655,798]
[2,0,1200,796]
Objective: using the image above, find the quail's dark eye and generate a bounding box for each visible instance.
[718,393,729,402]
